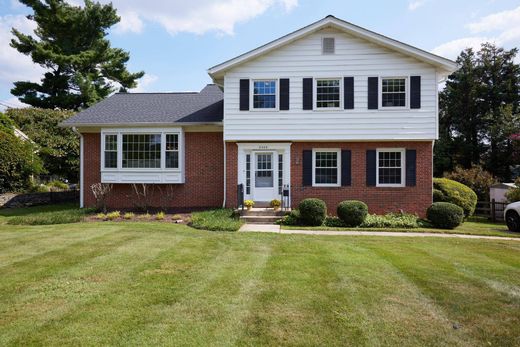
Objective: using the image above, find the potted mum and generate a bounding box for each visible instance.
[244,200,255,211]
[270,199,281,211]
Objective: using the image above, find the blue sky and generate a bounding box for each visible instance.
[1,0,520,109]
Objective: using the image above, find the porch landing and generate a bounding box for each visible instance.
[237,207,287,224]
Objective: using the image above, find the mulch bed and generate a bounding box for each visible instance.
[85,212,192,224]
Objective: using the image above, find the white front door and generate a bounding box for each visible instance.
[253,152,277,202]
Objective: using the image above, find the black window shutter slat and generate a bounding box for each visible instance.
[406,149,417,186]
[302,78,313,110]
[410,76,421,109]
[302,150,312,186]
[239,79,249,111]
[341,150,352,186]
[366,150,376,186]
[280,78,290,110]
[344,77,354,109]
[367,77,378,110]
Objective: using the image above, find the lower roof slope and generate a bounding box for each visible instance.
[62,84,223,127]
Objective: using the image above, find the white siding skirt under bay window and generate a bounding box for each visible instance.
[237,143,291,204]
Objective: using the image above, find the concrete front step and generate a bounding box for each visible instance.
[239,208,285,216]
[240,215,283,224]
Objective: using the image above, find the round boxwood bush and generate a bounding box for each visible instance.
[433,178,477,217]
[337,200,368,227]
[426,202,464,229]
[298,198,327,226]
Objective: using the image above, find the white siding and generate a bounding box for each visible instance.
[223,28,439,141]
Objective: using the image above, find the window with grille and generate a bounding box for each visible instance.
[382,78,406,107]
[377,149,405,186]
[246,154,251,194]
[255,153,273,188]
[165,134,179,169]
[253,80,276,109]
[104,134,117,168]
[316,79,340,108]
[278,154,283,194]
[313,150,340,186]
[122,134,161,169]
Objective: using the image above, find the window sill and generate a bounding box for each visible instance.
[375,184,406,188]
[312,183,341,188]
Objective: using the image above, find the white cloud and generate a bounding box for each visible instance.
[408,0,426,11]
[432,5,520,59]
[0,15,45,90]
[466,5,520,33]
[73,0,298,36]
[130,74,159,92]
[0,96,29,111]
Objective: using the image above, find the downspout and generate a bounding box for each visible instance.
[72,127,84,208]
[222,138,226,208]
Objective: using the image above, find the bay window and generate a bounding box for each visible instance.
[122,134,161,169]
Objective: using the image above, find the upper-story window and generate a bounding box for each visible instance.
[253,80,276,109]
[381,78,407,107]
[316,79,341,108]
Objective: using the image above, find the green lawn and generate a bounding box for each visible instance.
[0,220,519,346]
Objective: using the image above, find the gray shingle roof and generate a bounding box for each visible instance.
[62,84,223,126]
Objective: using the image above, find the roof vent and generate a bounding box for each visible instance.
[322,37,335,54]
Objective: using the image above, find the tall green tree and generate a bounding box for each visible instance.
[6,108,78,182]
[10,0,144,110]
[435,43,520,180]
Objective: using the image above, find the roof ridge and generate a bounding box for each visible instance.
[116,91,199,95]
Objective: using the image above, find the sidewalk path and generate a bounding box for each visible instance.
[238,224,520,241]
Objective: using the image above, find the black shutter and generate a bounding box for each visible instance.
[280,78,290,110]
[344,77,354,109]
[366,150,376,186]
[239,79,249,111]
[410,76,421,109]
[367,77,378,109]
[406,149,417,186]
[303,78,313,110]
[302,150,312,186]
[341,150,351,186]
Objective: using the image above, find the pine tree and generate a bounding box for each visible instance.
[10,0,144,110]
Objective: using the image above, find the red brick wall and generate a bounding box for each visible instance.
[290,141,433,217]
[225,142,238,208]
[83,132,224,210]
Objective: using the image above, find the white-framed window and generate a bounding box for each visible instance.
[165,134,179,169]
[103,134,118,169]
[315,78,341,109]
[381,77,407,108]
[101,129,182,171]
[376,148,405,187]
[312,149,341,186]
[252,80,277,109]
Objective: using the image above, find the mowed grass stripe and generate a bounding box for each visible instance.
[1,230,188,346]
[367,239,520,346]
[0,225,123,268]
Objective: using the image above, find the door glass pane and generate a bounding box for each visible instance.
[255,153,273,188]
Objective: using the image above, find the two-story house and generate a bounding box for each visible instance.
[63,15,458,217]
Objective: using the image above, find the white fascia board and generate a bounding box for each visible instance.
[207,16,458,79]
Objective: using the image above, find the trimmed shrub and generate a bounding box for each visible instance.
[433,178,477,217]
[444,165,496,201]
[361,213,419,229]
[324,216,345,227]
[298,198,327,226]
[427,202,464,229]
[337,200,368,227]
[279,209,301,226]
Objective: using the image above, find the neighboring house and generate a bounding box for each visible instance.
[62,15,458,216]
[490,183,515,203]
